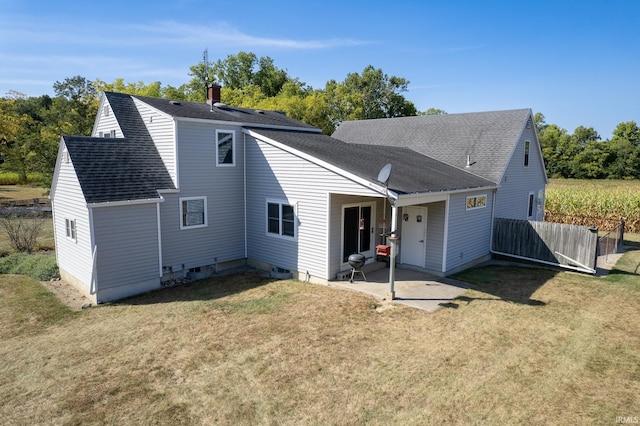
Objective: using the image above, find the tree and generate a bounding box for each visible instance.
[611,121,640,147]
[572,125,600,147]
[421,108,447,116]
[538,124,575,177]
[338,65,417,120]
[534,112,548,136]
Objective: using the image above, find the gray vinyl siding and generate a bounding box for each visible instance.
[132,99,177,185]
[246,136,382,280]
[445,191,494,271]
[51,150,93,291]
[424,201,446,271]
[93,99,122,137]
[159,121,245,270]
[92,204,160,301]
[494,125,547,220]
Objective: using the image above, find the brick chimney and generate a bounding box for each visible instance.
[206,83,221,105]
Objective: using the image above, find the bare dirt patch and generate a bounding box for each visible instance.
[40,278,92,310]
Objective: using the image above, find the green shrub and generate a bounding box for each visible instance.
[0,253,59,281]
[0,172,20,185]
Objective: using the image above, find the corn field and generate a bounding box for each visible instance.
[545,179,640,233]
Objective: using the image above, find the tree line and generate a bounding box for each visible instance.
[1,51,638,187]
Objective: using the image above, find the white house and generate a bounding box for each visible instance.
[50,87,547,303]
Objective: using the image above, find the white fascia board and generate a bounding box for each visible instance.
[91,95,107,137]
[49,137,66,201]
[87,196,165,208]
[176,116,322,133]
[244,128,396,199]
[394,185,497,207]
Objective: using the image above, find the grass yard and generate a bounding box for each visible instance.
[1,251,639,425]
[0,185,48,202]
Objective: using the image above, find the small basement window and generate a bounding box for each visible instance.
[180,196,207,229]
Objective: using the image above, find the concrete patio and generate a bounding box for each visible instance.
[329,266,473,312]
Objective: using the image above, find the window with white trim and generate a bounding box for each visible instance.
[215,129,235,166]
[527,192,535,219]
[180,196,207,229]
[524,140,530,167]
[466,194,487,211]
[65,219,77,241]
[267,201,296,239]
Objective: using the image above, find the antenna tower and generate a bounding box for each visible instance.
[203,49,209,85]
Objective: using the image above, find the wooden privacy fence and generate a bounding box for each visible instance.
[492,218,599,273]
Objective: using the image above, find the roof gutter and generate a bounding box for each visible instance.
[87,196,165,208]
[394,184,497,207]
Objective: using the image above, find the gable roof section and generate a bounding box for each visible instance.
[63,136,174,204]
[130,93,318,131]
[247,128,495,195]
[332,109,532,183]
[62,92,175,204]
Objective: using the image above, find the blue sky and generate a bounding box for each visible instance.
[1,0,638,138]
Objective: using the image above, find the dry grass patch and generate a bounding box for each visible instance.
[1,255,639,424]
[0,185,47,202]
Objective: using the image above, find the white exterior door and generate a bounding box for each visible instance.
[401,206,427,267]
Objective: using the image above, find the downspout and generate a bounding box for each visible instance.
[387,202,399,300]
[156,198,163,278]
[88,207,97,295]
[489,188,497,253]
[243,132,248,259]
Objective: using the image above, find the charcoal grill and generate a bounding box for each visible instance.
[348,253,367,283]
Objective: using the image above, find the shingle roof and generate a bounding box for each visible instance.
[64,92,175,204]
[64,136,175,204]
[332,109,532,183]
[249,129,495,195]
[129,93,317,130]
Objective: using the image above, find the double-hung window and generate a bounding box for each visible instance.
[65,219,77,241]
[180,196,207,229]
[267,201,296,239]
[216,129,235,166]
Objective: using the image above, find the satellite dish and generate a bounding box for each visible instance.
[376,163,392,185]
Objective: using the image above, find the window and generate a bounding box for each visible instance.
[180,196,207,229]
[99,130,116,138]
[267,201,296,238]
[528,192,535,218]
[65,219,77,241]
[466,194,487,211]
[216,130,235,166]
[524,140,530,167]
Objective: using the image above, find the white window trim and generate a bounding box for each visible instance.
[465,194,487,211]
[527,192,535,219]
[524,140,530,167]
[65,218,77,242]
[180,196,208,230]
[265,199,297,240]
[215,129,236,167]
